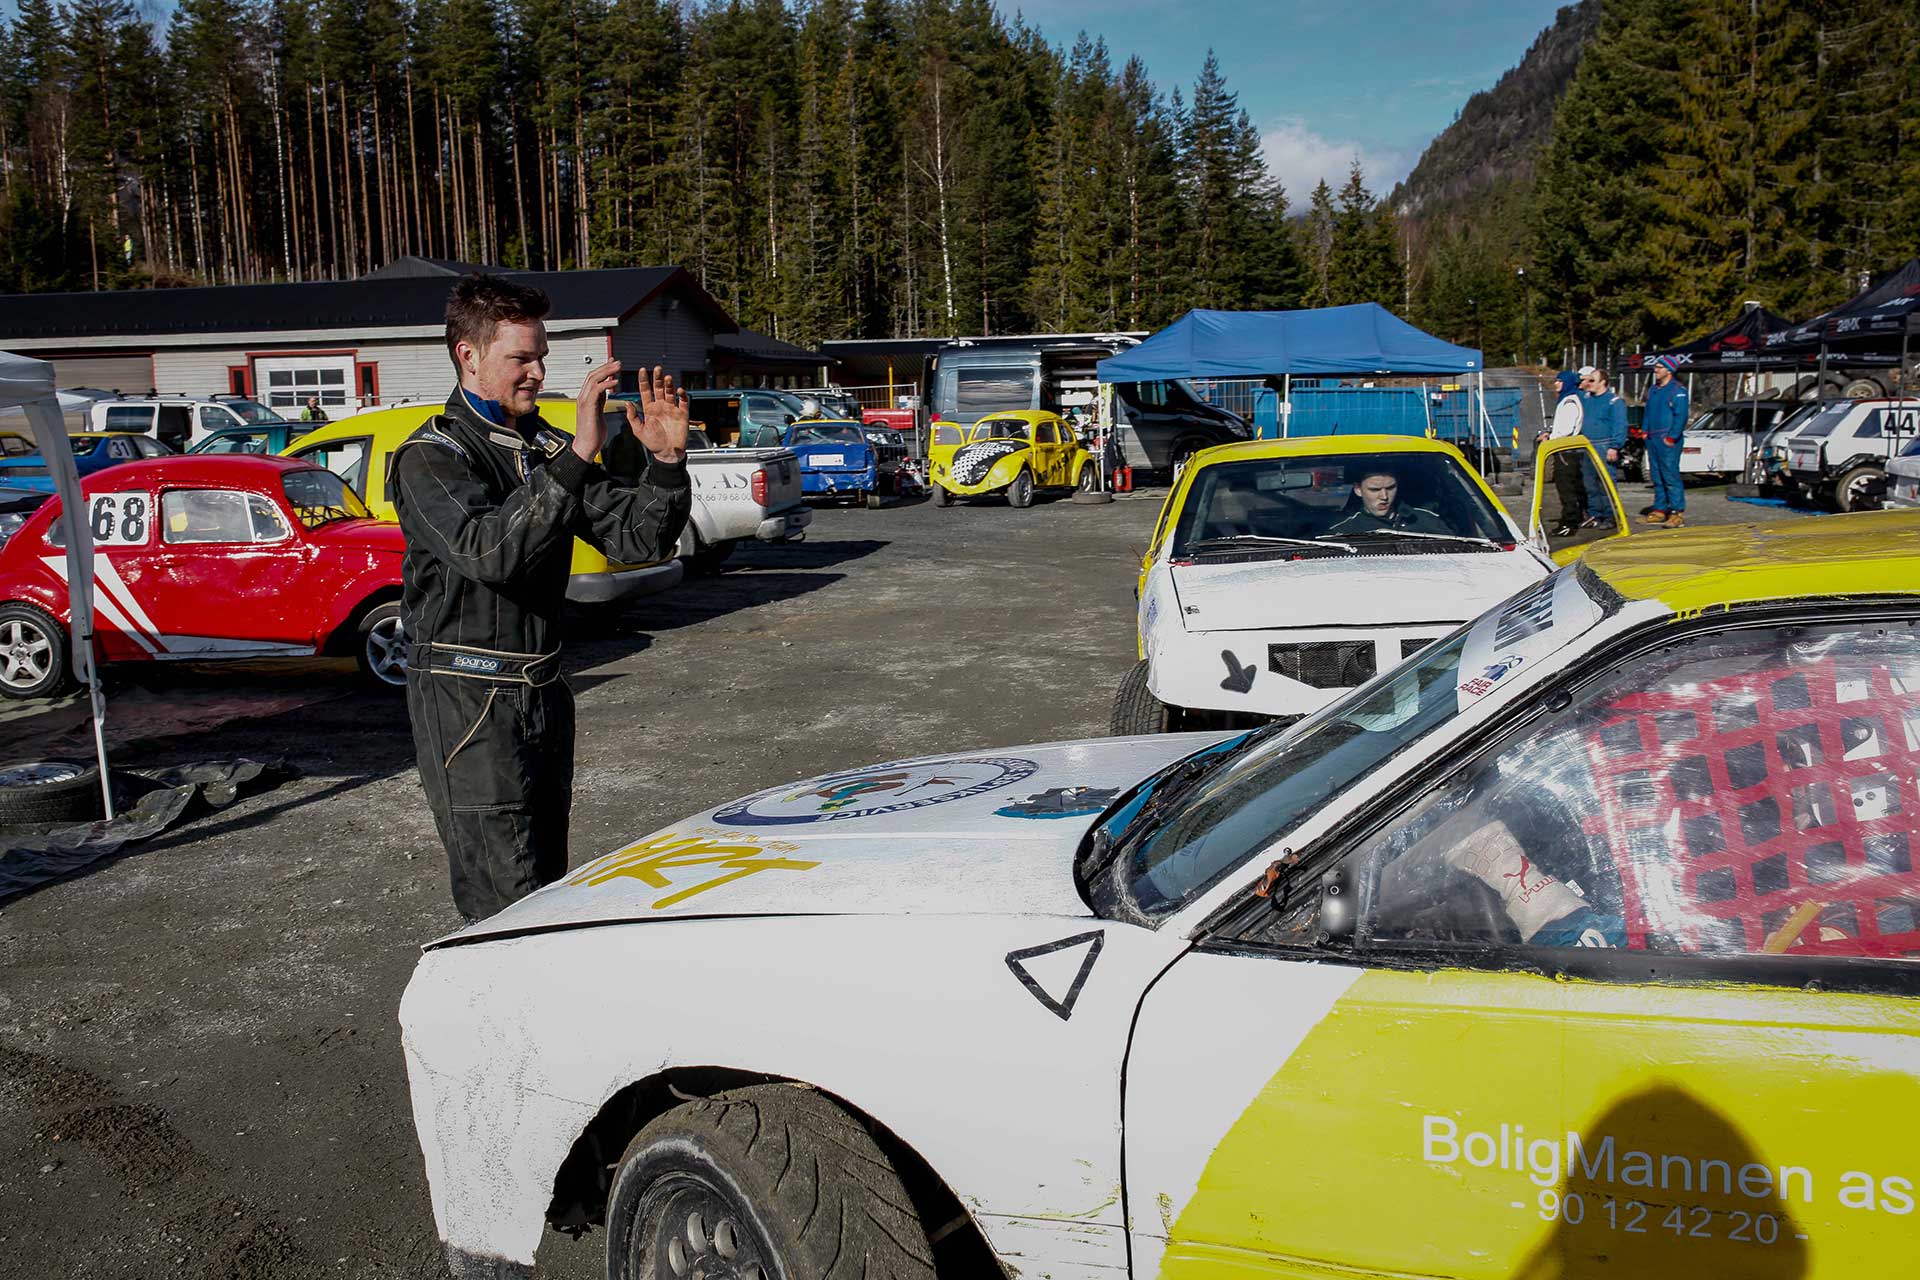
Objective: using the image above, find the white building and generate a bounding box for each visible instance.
[0,258,823,415]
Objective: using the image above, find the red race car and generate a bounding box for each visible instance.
[0,455,406,700]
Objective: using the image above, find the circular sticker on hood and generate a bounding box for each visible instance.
[713,757,1039,825]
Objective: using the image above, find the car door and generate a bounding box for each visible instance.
[1124,609,1920,1280]
[138,486,313,651]
[1530,436,1630,566]
[288,436,374,500]
[1032,420,1064,485]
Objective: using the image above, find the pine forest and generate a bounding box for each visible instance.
[2,0,1918,360]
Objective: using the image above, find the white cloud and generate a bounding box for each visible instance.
[1259,117,1421,205]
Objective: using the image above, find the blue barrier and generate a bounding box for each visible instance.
[1223,384,1526,446]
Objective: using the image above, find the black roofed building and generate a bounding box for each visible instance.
[0,258,827,414]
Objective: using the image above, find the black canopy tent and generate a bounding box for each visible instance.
[1616,302,1797,376]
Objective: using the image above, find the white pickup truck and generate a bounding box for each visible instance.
[607,424,810,573]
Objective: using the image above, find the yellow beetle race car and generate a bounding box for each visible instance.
[928,409,1100,507]
[284,402,682,604]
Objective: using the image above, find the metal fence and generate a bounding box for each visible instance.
[1189,376,1552,457]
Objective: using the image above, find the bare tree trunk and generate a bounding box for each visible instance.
[431,86,448,257]
[320,74,339,276]
[270,59,292,278]
[508,95,528,269]
[550,124,563,269]
[372,78,391,268]
[929,69,955,327]
[357,91,375,272]
[338,83,358,275]
[405,66,424,255]
[306,80,324,277]
[573,108,589,268]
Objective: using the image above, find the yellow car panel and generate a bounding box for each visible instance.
[927,409,1093,500]
[1160,966,1920,1279]
[284,401,673,591]
[1530,435,1632,566]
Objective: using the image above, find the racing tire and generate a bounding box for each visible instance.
[689,536,739,575]
[1076,462,1099,493]
[1835,463,1886,513]
[864,489,884,510]
[604,1085,936,1280]
[354,602,408,690]
[1110,660,1171,735]
[0,760,104,826]
[1842,377,1886,400]
[0,602,75,701]
[1006,469,1035,508]
[930,484,953,508]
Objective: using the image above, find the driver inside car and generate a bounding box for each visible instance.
[1324,466,1449,536]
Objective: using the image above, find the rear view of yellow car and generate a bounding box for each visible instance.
[284,402,682,603]
[928,409,1098,507]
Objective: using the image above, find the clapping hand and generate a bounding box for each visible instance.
[624,366,690,464]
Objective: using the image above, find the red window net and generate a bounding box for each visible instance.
[1581,655,1920,958]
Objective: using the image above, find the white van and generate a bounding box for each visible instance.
[87,396,293,451]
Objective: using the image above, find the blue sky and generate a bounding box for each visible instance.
[6,0,1565,199]
[1009,0,1569,200]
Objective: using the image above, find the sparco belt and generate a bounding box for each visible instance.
[409,641,562,686]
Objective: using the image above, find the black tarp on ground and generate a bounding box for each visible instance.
[1618,304,1797,374]
[0,759,286,902]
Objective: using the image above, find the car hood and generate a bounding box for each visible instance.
[434,733,1224,947]
[306,517,405,551]
[1170,550,1549,631]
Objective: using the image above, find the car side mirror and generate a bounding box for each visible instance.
[1316,862,1355,945]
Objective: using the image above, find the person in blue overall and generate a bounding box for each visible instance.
[1643,355,1690,527]
[1580,367,1627,526]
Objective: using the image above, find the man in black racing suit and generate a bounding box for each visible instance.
[392,274,692,921]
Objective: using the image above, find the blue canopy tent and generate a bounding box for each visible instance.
[1094,305,1496,467]
[1095,304,1482,381]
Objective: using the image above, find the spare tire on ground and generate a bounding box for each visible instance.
[0,760,105,827]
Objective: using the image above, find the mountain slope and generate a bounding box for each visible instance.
[1391,0,1600,218]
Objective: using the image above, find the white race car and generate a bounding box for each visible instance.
[1114,435,1621,733]
[402,514,1920,1280]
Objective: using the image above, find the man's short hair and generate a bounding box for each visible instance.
[445,275,551,369]
[1349,463,1399,485]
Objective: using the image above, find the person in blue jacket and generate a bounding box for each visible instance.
[1643,355,1690,527]
[1580,366,1627,526]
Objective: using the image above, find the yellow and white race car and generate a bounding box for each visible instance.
[403,512,1920,1280]
[928,409,1100,507]
[1122,433,1626,732]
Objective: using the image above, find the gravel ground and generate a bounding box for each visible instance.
[0,474,1795,1279]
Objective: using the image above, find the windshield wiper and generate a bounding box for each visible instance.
[1322,528,1504,549]
[1184,534,1355,555]
[1076,744,1240,883]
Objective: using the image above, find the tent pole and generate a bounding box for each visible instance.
[1282,374,1290,439]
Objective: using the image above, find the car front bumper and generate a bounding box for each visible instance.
[564,560,685,604]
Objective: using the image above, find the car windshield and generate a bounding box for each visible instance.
[955,366,1035,419]
[791,424,864,446]
[972,418,1031,442]
[222,399,289,425]
[282,467,368,528]
[1169,451,1509,556]
[1104,572,1605,918]
[1795,404,1855,438]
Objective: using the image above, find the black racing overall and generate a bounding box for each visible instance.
[390,389,690,920]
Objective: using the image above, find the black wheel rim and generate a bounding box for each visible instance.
[635,1173,777,1280]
